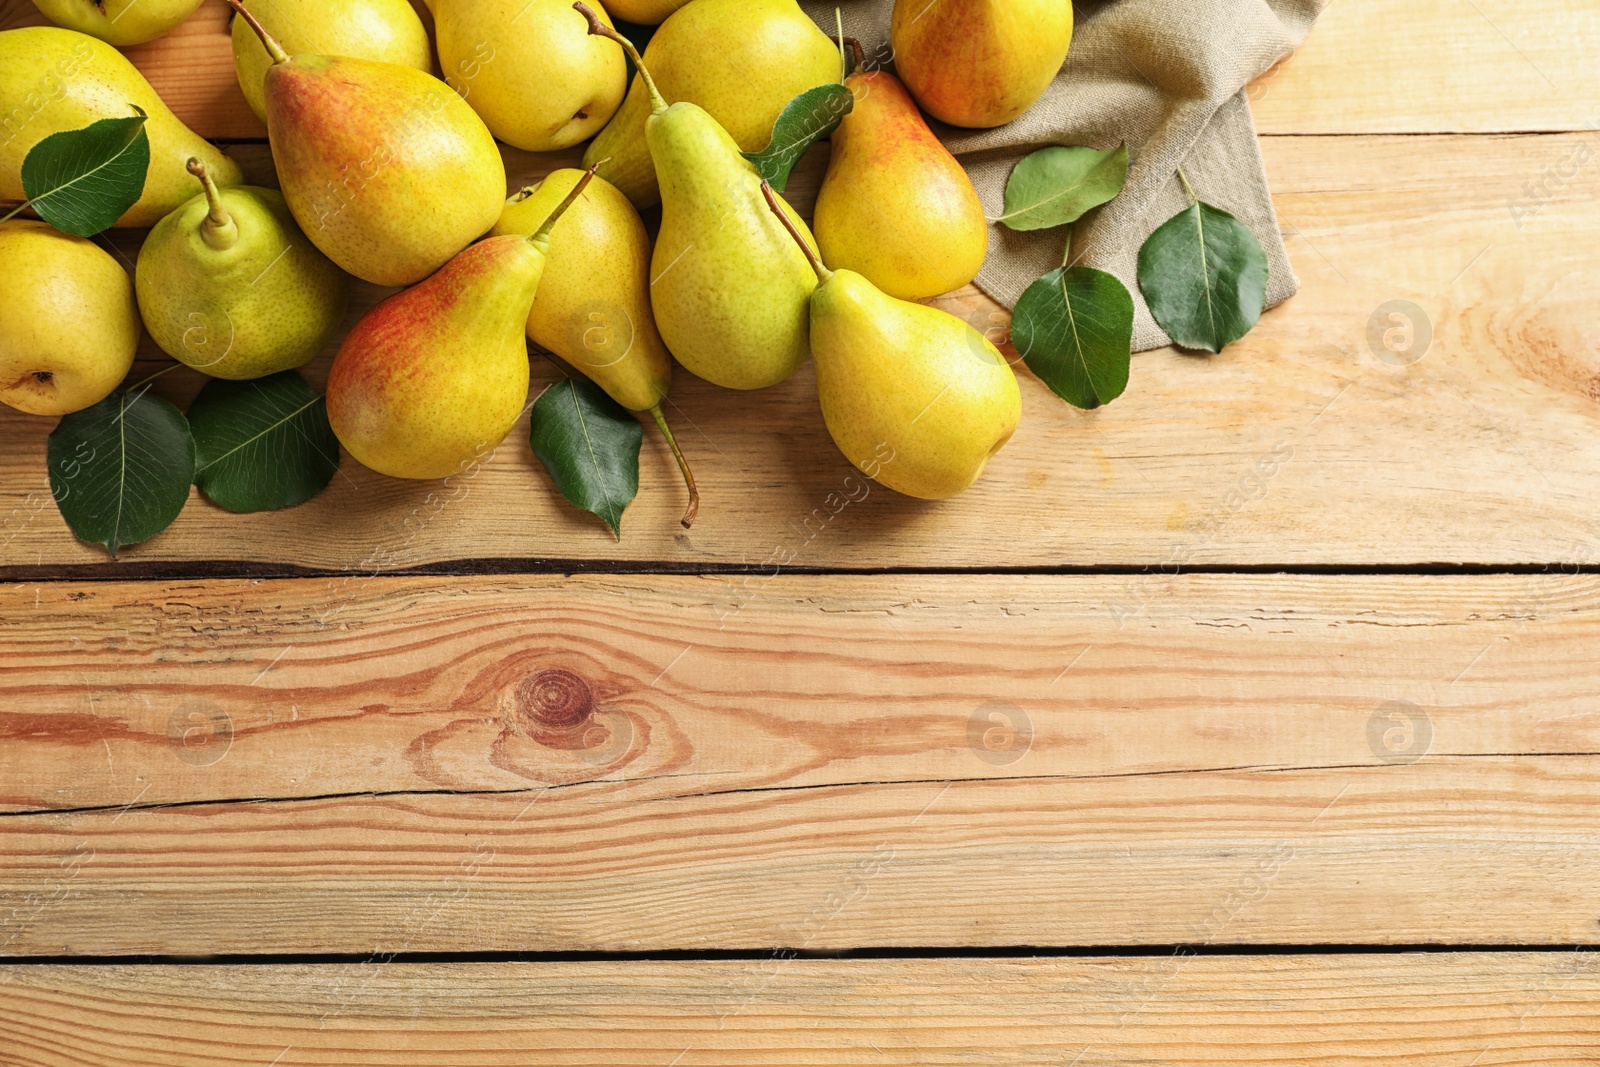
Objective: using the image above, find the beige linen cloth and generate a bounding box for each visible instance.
[798,0,1327,351]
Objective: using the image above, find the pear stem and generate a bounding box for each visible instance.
[223,0,289,63]
[529,163,600,245]
[574,2,667,115]
[650,404,699,528]
[187,158,237,251]
[760,180,831,284]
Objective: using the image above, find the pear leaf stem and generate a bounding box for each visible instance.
[186,157,237,250]
[574,3,667,115]
[0,201,27,226]
[759,179,831,284]
[1062,226,1072,269]
[223,0,289,64]
[649,404,699,528]
[530,163,600,245]
[1176,166,1198,205]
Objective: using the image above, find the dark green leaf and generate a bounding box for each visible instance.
[20,109,151,236]
[188,371,340,513]
[1137,199,1269,353]
[742,83,855,192]
[48,386,194,557]
[529,377,642,537]
[998,144,1127,231]
[1012,266,1133,409]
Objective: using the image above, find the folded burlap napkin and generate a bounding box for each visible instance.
[798,0,1326,351]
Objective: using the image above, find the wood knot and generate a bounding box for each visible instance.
[517,669,593,730]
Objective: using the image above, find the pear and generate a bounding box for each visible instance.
[582,0,839,208]
[602,0,684,24]
[0,220,138,416]
[762,183,1020,500]
[326,169,598,481]
[435,0,626,153]
[136,159,350,381]
[231,0,433,125]
[226,0,506,288]
[0,27,242,228]
[814,66,988,302]
[493,169,698,524]
[890,0,1073,128]
[582,7,818,391]
[29,0,204,46]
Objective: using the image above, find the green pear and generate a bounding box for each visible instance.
[29,0,205,46]
[435,0,626,153]
[136,159,350,381]
[227,0,506,288]
[0,27,243,228]
[326,170,598,480]
[583,10,816,391]
[814,68,988,302]
[0,220,138,416]
[582,0,840,208]
[762,183,1020,500]
[231,0,433,125]
[493,169,698,524]
[891,0,1073,128]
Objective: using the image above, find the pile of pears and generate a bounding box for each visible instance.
[0,0,1076,518]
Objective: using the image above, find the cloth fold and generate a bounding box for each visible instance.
[798,0,1327,351]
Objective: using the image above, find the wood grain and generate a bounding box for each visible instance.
[2,572,1599,954]
[4,131,1600,570]
[4,956,1599,1065]
[1250,0,1600,134]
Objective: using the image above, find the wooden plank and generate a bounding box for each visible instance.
[2,572,1598,953]
[6,0,1599,137]
[3,131,1600,569]
[3,955,1599,1065]
[1251,0,1600,134]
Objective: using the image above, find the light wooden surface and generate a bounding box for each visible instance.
[4,955,1599,1065]
[3,573,1599,954]
[3,0,1600,1059]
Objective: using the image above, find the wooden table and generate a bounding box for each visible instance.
[4,1,1600,1062]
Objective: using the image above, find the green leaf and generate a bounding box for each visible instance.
[188,371,340,513]
[529,377,642,537]
[742,83,855,192]
[48,386,194,557]
[19,109,151,236]
[997,144,1128,231]
[1012,266,1133,409]
[1137,199,1269,353]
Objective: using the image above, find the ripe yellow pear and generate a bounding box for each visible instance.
[763,184,1020,500]
[327,171,597,480]
[583,0,840,208]
[583,9,818,391]
[29,0,204,46]
[231,0,433,125]
[435,0,626,152]
[891,0,1073,128]
[0,220,138,416]
[136,160,350,380]
[814,68,987,301]
[602,0,684,23]
[493,169,698,524]
[227,0,506,287]
[0,27,242,228]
